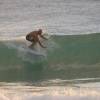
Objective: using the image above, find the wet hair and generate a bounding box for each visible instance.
[38,29,42,35]
[26,34,30,40]
[26,34,33,42]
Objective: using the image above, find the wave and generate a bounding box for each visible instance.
[0,33,100,82]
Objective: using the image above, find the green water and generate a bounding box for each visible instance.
[0,33,100,82]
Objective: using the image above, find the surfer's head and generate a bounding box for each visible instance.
[26,34,30,41]
[38,29,42,35]
[26,34,33,42]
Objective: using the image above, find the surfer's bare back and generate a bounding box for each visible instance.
[26,29,47,48]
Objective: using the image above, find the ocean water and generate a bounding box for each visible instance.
[0,0,100,100]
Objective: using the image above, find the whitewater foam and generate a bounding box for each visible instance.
[0,83,100,100]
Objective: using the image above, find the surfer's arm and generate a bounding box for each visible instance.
[37,38,46,48]
[40,34,48,40]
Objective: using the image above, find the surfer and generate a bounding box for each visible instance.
[26,29,48,48]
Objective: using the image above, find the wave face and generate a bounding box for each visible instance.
[0,33,100,82]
